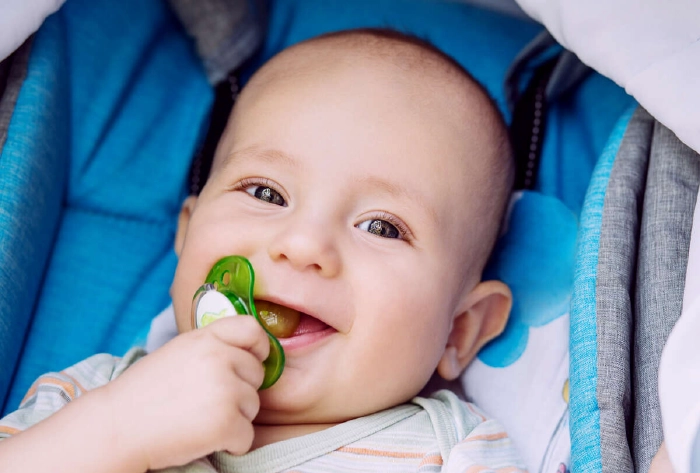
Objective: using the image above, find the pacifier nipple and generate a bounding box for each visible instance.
[255,301,301,338]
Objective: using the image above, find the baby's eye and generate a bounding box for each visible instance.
[357,219,401,239]
[246,185,286,206]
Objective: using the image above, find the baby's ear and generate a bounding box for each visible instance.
[174,196,198,256]
[437,281,512,381]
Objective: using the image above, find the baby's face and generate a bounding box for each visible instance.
[171,47,494,424]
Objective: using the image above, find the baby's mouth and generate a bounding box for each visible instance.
[255,300,330,339]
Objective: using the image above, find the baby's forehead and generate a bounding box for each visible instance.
[232,33,499,147]
[219,30,509,197]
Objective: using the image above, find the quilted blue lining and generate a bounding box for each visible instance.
[0,28,70,411]
[3,0,213,411]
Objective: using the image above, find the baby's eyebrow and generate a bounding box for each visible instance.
[355,175,438,224]
[222,147,300,170]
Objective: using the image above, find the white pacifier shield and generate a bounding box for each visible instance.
[195,289,237,328]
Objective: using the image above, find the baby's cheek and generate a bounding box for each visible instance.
[171,266,204,332]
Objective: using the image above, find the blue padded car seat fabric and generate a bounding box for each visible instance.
[2,0,213,412]
[0,39,70,412]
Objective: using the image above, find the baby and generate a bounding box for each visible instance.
[0,29,521,472]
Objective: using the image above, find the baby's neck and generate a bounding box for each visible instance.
[252,422,339,449]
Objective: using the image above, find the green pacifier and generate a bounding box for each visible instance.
[192,256,285,389]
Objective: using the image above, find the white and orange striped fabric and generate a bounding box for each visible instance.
[0,349,525,472]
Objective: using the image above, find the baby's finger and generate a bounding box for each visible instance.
[233,378,261,422]
[221,415,255,456]
[207,316,270,362]
[227,346,266,389]
[214,381,259,453]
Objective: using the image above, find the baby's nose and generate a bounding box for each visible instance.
[267,220,341,277]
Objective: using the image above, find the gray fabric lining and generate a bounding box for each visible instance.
[545,51,591,103]
[0,57,9,96]
[0,39,32,152]
[504,31,591,114]
[633,118,700,473]
[597,107,654,473]
[454,0,532,21]
[167,0,266,84]
[596,107,700,473]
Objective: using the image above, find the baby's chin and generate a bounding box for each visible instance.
[254,382,349,425]
[255,379,421,426]
[254,406,353,427]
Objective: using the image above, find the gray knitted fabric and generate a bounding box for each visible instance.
[0,39,32,152]
[168,0,266,84]
[596,107,700,473]
[596,107,654,473]
[633,115,700,473]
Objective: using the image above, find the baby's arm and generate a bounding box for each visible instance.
[0,316,268,473]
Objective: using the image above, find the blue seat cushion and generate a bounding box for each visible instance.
[3,0,213,412]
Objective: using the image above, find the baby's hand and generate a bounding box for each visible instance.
[101,316,269,471]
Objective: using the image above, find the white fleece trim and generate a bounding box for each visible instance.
[145,304,178,353]
[513,0,700,155]
[0,0,66,61]
[659,190,700,473]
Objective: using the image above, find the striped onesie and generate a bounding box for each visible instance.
[0,348,526,472]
